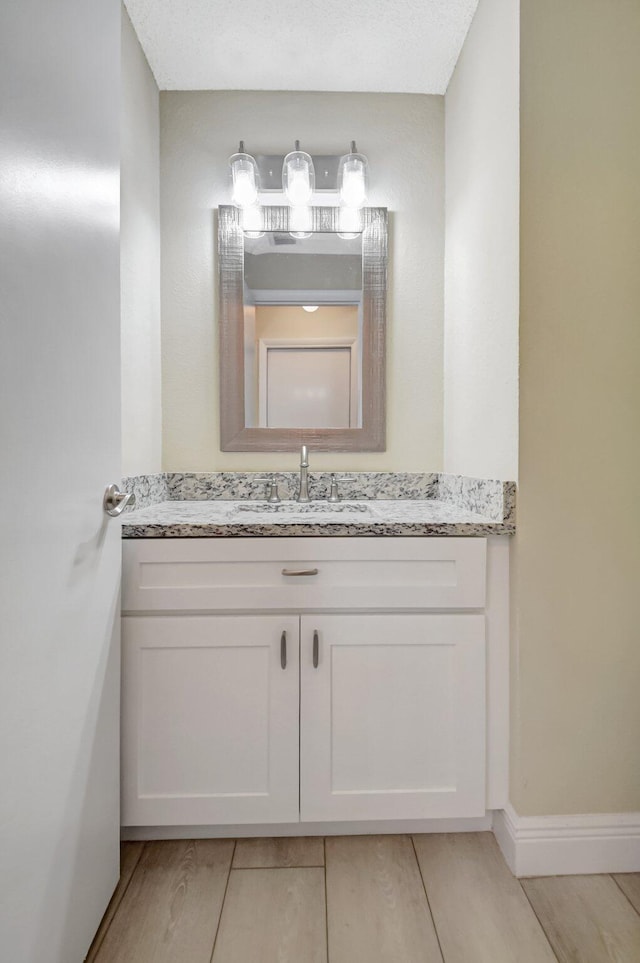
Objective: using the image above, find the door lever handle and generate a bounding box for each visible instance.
[103,484,135,517]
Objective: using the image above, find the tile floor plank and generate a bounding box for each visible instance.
[233,836,324,868]
[86,842,145,962]
[413,833,556,963]
[326,834,443,963]
[613,874,640,916]
[93,839,234,963]
[212,867,326,963]
[523,874,640,963]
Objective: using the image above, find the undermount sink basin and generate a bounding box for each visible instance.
[231,500,376,516]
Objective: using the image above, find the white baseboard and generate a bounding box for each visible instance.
[493,803,640,877]
[122,814,493,841]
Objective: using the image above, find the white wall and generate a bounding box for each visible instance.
[121,7,162,475]
[160,91,444,472]
[444,0,519,480]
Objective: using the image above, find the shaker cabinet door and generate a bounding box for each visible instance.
[122,615,300,826]
[300,614,486,821]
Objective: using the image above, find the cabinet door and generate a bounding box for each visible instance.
[300,614,486,821]
[122,615,300,825]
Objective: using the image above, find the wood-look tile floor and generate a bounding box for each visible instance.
[86,833,640,963]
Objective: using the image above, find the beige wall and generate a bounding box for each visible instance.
[444,0,519,481]
[121,7,162,475]
[160,91,444,471]
[254,305,358,342]
[512,0,640,815]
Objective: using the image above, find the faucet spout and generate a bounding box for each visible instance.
[296,444,311,502]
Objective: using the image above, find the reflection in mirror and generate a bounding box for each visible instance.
[242,232,363,429]
[218,205,387,452]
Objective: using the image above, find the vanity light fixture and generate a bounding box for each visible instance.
[338,141,369,210]
[228,139,370,215]
[229,141,260,209]
[302,305,319,313]
[282,141,315,206]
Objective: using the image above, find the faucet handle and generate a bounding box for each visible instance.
[327,474,359,503]
[265,478,281,503]
[252,475,281,503]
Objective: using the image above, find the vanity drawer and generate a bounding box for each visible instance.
[122,537,487,612]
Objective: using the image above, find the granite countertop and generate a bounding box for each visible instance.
[120,472,516,538]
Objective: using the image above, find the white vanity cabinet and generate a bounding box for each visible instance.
[121,537,508,830]
[300,613,485,822]
[121,615,300,825]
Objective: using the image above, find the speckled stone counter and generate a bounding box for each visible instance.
[120,472,516,538]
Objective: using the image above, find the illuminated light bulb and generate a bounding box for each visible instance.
[341,167,367,207]
[303,305,319,313]
[338,142,369,210]
[282,143,315,206]
[232,169,257,207]
[229,142,260,209]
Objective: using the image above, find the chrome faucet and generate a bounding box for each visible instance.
[296,444,311,502]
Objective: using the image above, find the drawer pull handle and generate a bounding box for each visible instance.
[280,631,287,670]
[313,630,319,668]
[281,568,319,577]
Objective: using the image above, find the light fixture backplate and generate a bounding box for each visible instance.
[257,154,341,192]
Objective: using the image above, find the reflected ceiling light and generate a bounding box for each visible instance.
[241,203,265,238]
[338,141,369,209]
[229,141,260,209]
[289,204,312,239]
[337,205,362,240]
[282,141,315,206]
[302,305,319,313]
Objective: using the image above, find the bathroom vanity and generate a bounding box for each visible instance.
[120,472,513,836]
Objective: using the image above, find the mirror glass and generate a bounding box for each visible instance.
[242,232,363,429]
[218,205,387,452]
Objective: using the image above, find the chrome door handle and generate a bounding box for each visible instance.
[103,484,135,517]
[281,568,319,577]
[313,630,319,668]
[281,631,287,670]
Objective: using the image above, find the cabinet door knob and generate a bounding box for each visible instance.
[281,631,287,670]
[313,630,319,669]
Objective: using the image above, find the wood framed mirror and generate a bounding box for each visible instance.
[218,205,387,451]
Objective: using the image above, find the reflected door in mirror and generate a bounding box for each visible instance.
[263,344,357,428]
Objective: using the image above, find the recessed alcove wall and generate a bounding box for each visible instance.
[159,90,445,472]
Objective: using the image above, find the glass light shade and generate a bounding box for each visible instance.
[229,150,260,209]
[302,305,319,313]
[282,149,315,206]
[338,151,369,209]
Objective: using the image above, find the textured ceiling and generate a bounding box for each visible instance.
[124,0,479,94]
